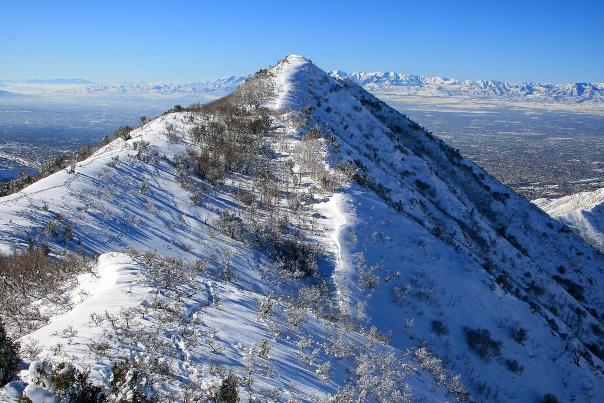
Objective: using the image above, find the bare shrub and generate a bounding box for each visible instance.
[543,393,561,403]
[110,358,157,403]
[265,234,321,278]
[505,358,524,374]
[0,248,94,337]
[164,122,178,141]
[214,210,242,239]
[512,325,528,345]
[431,320,449,337]
[235,189,254,206]
[0,319,20,387]
[463,327,503,363]
[391,284,411,307]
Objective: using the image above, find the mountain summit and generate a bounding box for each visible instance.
[1,55,604,402]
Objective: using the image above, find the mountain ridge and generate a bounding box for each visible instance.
[1,54,604,402]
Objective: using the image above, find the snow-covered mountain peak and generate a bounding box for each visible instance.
[328,69,348,77]
[267,54,344,110]
[282,54,312,64]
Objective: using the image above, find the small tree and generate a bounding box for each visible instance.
[0,320,20,387]
[208,372,239,403]
[141,178,149,195]
[114,126,133,141]
[512,326,528,345]
[164,123,177,141]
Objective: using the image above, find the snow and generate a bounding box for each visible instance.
[1,54,604,402]
[0,381,25,402]
[535,187,604,215]
[535,187,604,254]
[22,384,56,403]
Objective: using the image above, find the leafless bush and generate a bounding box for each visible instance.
[391,284,412,307]
[266,234,321,278]
[235,68,275,108]
[235,189,254,206]
[164,122,178,141]
[127,249,206,298]
[0,247,94,337]
[213,210,242,239]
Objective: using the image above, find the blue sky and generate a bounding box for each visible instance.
[1,0,602,84]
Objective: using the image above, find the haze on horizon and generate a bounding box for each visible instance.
[1,0,603,85]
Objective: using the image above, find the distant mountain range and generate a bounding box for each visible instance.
[330,71,604,105]
[79,73,604,105]
[21,78,94,84]
[0,78,94,84]
[82,76,249,96]
[2,73,602,105]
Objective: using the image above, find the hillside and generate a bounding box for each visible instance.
[1,55,604,403]
[535,188,604,255]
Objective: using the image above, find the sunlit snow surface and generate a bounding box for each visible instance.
[535,187,604,254]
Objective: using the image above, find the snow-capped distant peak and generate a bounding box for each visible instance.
[328,69,349,78]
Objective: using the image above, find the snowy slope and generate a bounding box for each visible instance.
[2,55,604,403]
[0,71,464,402]
[535,187,604,254]
[269,56,604,402]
